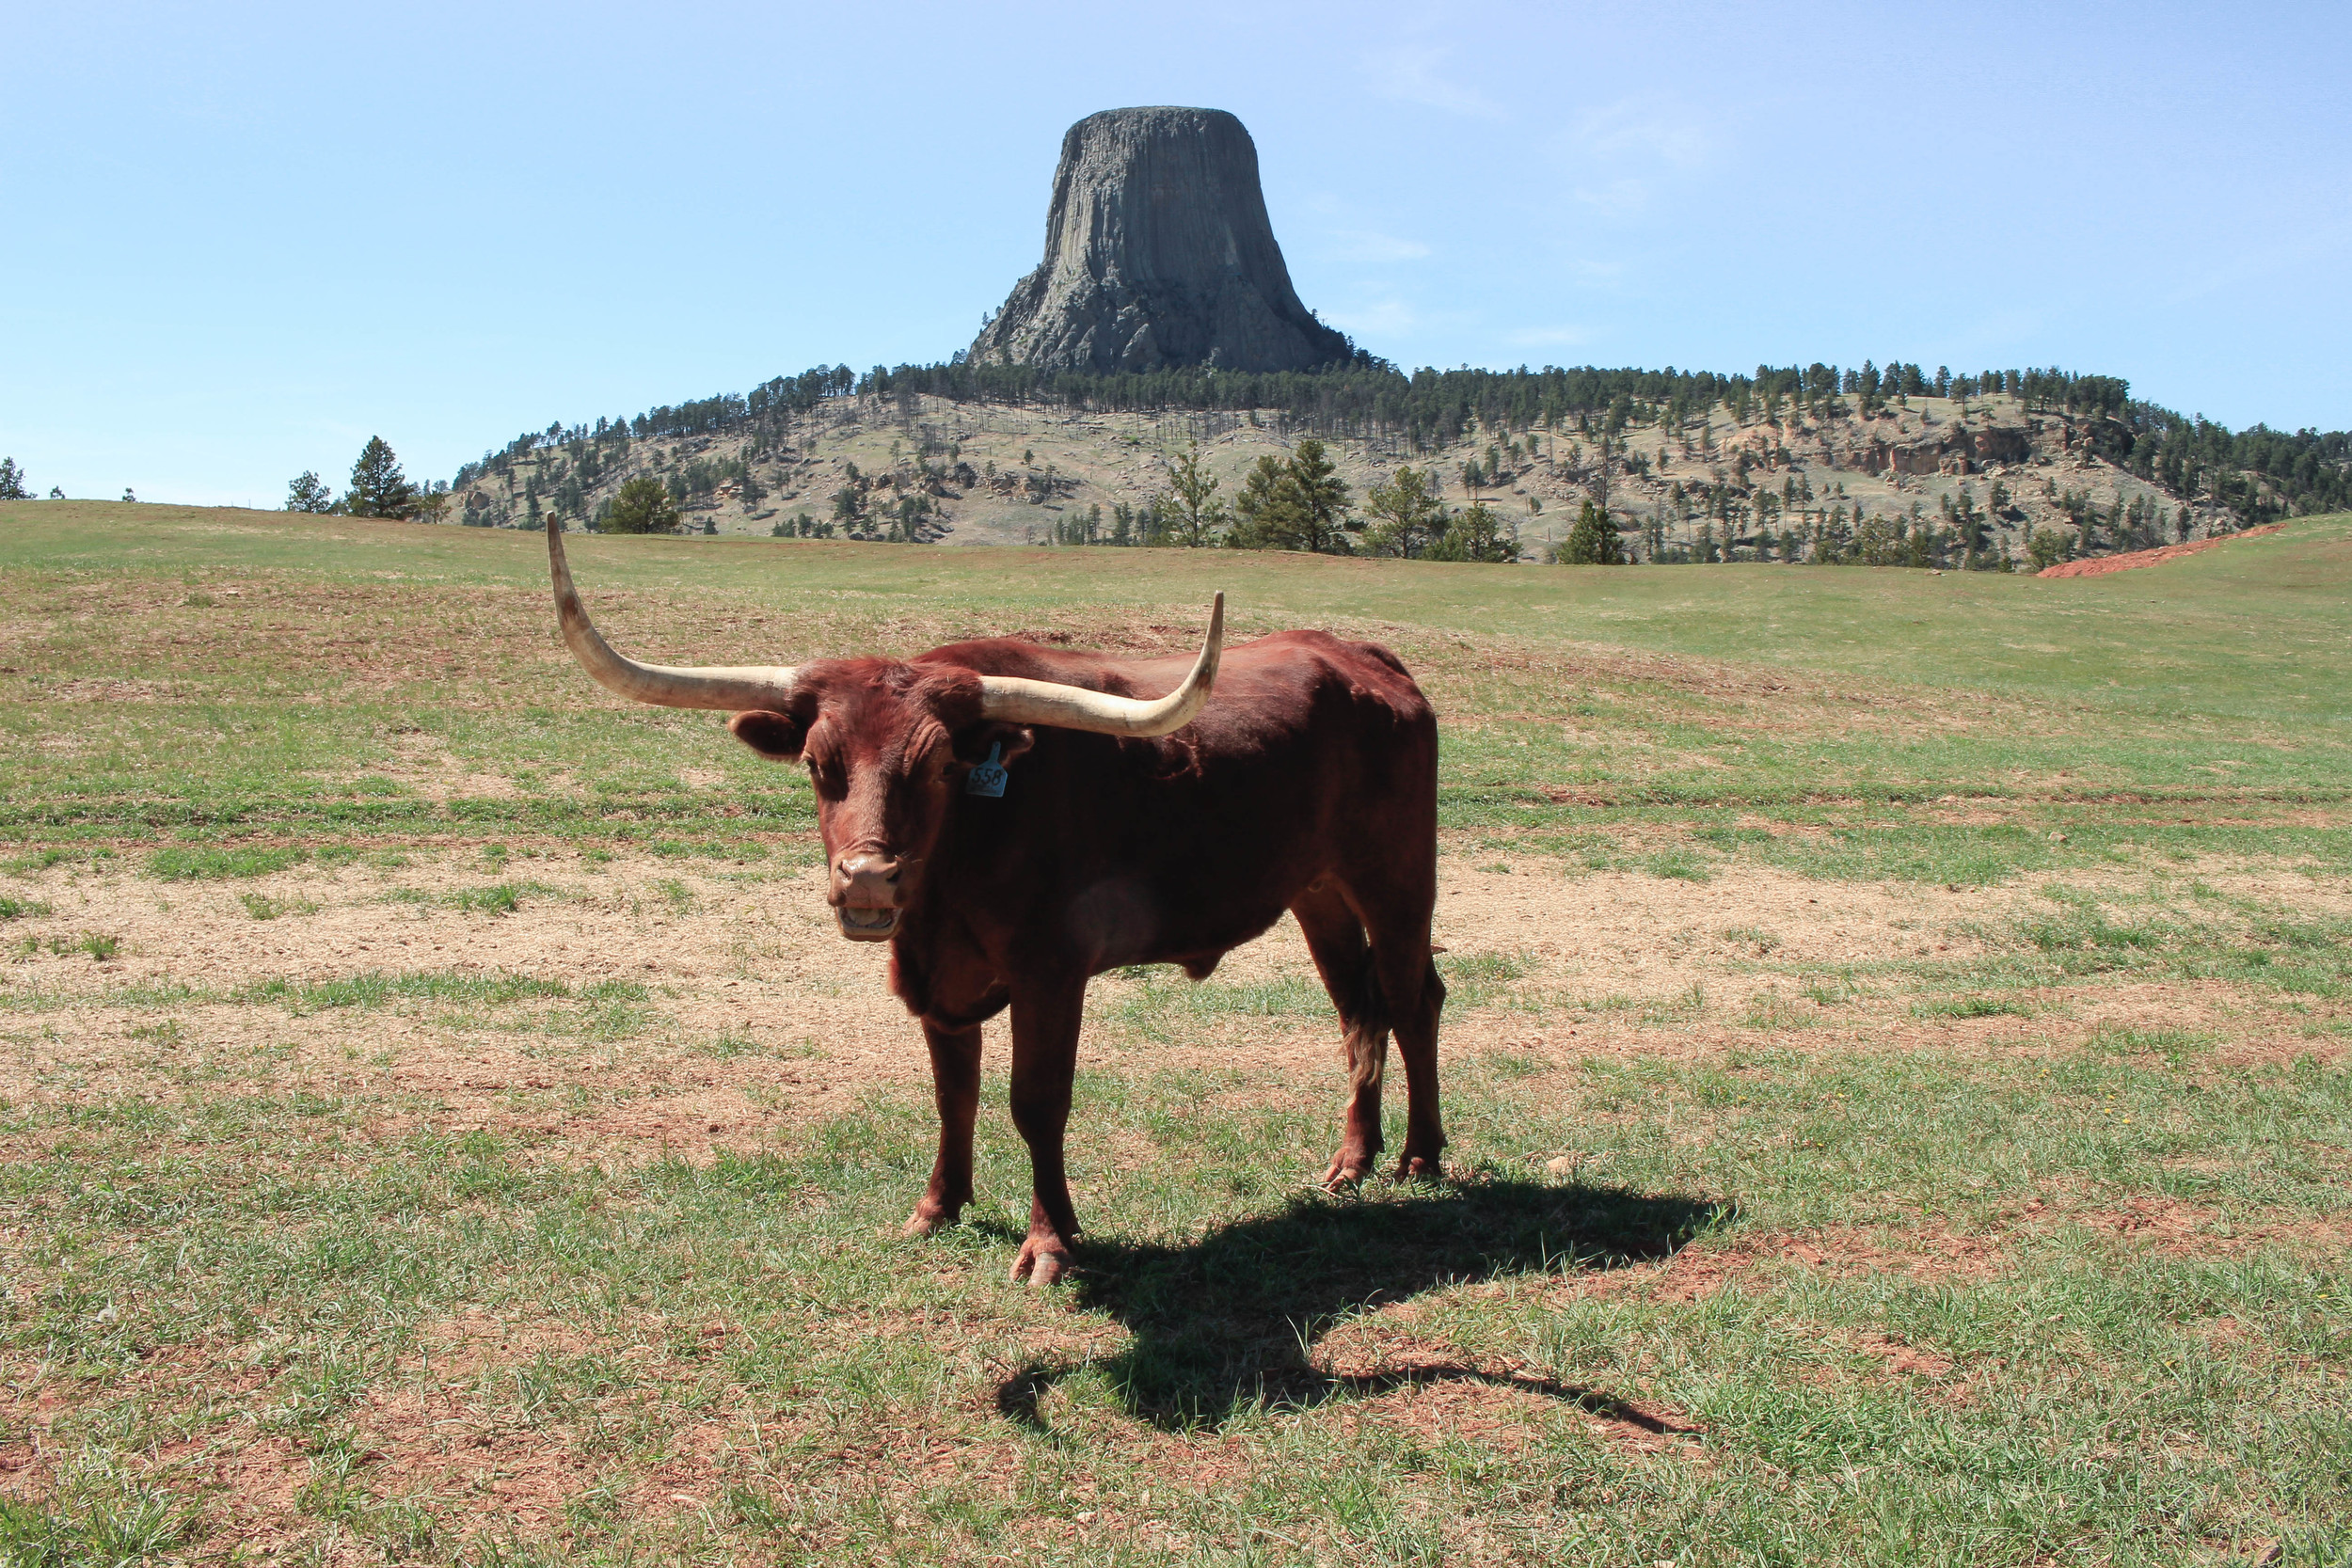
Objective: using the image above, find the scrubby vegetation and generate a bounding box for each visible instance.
[430,357,2346,568]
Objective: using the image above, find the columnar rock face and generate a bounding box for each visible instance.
[970,107,1351,375]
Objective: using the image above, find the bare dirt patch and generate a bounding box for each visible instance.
[2037,521,2289,578]
[2040,1196,2352,1257]
[1,849,2338,1163]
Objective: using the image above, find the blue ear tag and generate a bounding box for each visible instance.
[965,741,1009,799]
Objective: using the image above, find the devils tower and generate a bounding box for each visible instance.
[970,107,1352,375]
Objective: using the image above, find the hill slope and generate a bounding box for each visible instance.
[443,385,2264,570]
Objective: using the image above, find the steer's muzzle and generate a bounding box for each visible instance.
[832,852,901,942]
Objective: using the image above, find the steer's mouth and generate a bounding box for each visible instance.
[835,904,899,942]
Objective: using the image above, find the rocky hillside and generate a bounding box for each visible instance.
[444,381,2260,568]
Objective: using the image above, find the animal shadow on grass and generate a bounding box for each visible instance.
[997,1179,1728,1432]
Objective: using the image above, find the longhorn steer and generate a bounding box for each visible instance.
[545,519,1445,1284]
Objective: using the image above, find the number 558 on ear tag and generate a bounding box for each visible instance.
[965,742,1009,799]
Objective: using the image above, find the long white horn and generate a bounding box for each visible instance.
[546,515,798,711]
[977,593,1223,736]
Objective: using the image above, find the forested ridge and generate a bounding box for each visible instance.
[455,356,2349,528]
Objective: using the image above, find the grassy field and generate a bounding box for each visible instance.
[1,502,2347,1565]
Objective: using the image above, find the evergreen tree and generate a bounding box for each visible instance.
[830,484,865,532]
[1363,466,1444,558]
[0,458,27,500]
[1231,440,1354,553]
[603,474,681,534]
[1229,454,1295,549]
[345,436,416,518]
[1284,438,1354,553]
[1557,499,1626,564]
[1161,442,1227,546]
[285,471,337,513]
[1428,502,1519,564]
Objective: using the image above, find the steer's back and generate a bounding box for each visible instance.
[915,631,1436,972]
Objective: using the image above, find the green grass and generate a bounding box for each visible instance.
[145,844,309,879]
[6,1046,2347,1562]
[0,504,2344,877]
[387,879,559,915]
[0,503,2344,1562]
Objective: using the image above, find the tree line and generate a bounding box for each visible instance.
[445,351,2347,543]
[282,438,452,521]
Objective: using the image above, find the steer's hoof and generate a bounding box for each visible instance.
[1009,1237,1073,1288]
[1321,1151,1376,1192]
[1394,1152,1443,1183]
[903,1191,969,1238]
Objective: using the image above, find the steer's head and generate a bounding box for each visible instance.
[542,518,1220,942]
[721,661,1024,942]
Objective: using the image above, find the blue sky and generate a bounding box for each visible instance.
[6,1,2347,506]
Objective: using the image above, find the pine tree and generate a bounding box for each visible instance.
[604,474,681,534]
[1285,438,1354,553]
[1558,499,1626,564]
[830,485,865,532]
[1161,442,1227,546]
[1229,455,1294,549]
[1428,502,1519,564]
[285,471,337,513]
[0,458,28,500]
[1363,466,1444,558]
[346,437,416,518]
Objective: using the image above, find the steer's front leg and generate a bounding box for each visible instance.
[1005,977,1086,1286]
[904,1021,983,1236]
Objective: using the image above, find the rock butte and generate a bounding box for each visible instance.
[970,106,1353,375]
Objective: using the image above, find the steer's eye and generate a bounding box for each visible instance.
[807,757,848,801]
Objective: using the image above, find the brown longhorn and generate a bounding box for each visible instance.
[542,513,1442,1291]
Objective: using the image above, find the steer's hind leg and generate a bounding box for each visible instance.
[905,1021,982,1237]
[1293,886,1390,1189]
[1006,978,1086,1287]
[1372,931,1447,1181]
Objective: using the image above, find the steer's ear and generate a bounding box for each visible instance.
[950,722,1034,770]
[727,709,808,760]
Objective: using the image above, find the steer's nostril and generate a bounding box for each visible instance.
[836,853,903,905]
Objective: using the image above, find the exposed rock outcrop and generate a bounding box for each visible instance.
[970,107,1351,375]
[1833,423,2034,475]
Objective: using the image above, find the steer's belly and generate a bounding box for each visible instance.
[1062,871,1295,975]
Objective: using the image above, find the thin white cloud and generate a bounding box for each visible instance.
[1360,43,1506,120]
[1549,97,1717,222]
[1572,99,1710,169]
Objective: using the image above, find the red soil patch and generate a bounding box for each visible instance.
[2037,521,2288,578]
